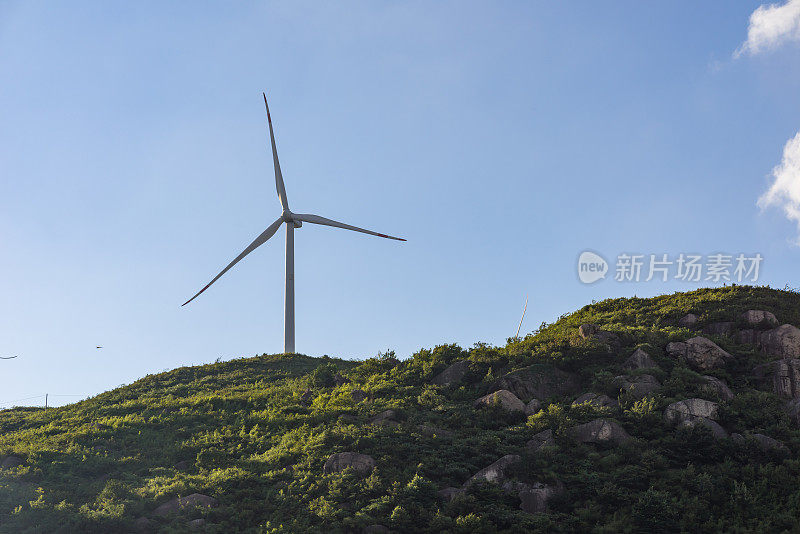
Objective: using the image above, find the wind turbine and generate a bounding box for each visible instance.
[182,93,405,354]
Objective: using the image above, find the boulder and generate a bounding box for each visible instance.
[680,417,728,439]
[474,390,526,413]
[568,419,631,446]
[323,452,376,474]
[519,482,563,514]
[732,433,788,452]
[437,486,464,502]
[736,329,761,345]
[153,493,218,517]
[571,392,618,409]
[351,390,369,403]
[578,324,621,349]
[664,399,719,424]
[753,358,800,399]
[368,410,399,427]
[700,376,734,401]
[431,360,470,386]
[666,337,733,371]
[0,456,24,469]
[525,398,542,415]
[759,324,800,359]
[187,519,206,530]
[613,374,661,399]
[678,313,699,327]
[622,348,660,370]
[491,364,580,402]
[703,322,735,337]
[741,310,778,328]
[527,429,556,451]
[465,454,521,487]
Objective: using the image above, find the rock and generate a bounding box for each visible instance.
[363,525,391,534]
[613,374,661,399]
[474,390,526,413]
[527,429,556,451]
[700,376,734,401]
[571,392,617,409]
[664,399,719,424]
[753,358,800,399]
[153,493,218,517]
[731,432,745,445]
[351,389,369,403]
[437,486,464,502]
[787,398,800,426]
[751,433,789,452]
[678,313,699,327]
[519,482,562,514]
[578,324,621,349]
[368,410,399,427]
[680,417,728,439]
[741,310,778,328]
[0,456,24,469]
[491,364,580,402]
[703,322,735,337]
[622,348,660,370]
[188,518,206,530]
[568,419,632,446]
[174,460,190,471]
[431,360,470,386]
[667,337,733,371]
[333,373,350,386]
[300,389,314,405]
[737,329,761,345]
[524,398,542,415]
[465,454,521,487]
[323,452,376,474]
[759,324,800,359]
[134,517,153,532]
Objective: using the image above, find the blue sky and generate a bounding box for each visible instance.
[2,1,800,407]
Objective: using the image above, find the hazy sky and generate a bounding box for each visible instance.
[2,1,800,407]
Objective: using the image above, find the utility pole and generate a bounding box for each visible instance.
[45,394,48,409]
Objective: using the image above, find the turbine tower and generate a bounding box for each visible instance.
[183,93,405,353]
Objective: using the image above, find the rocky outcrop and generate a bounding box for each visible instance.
[153,493,218,517]
[527,429,556,451]
[578,324,621,349]
[666,337,733,371]
[323,452,376,474]
[474,390,526,413]
[701,376,734,401]
[741,310,778,328]
[572,392,617,409]
[680,417,728,439]
[0,456,24,469]
[368,410,399,427]
[622,348,659,370]
[678,313,699,327]
[465,454,521,487]
[431,360,471,386]
[613,374,661,399]
[732,432,788,452]
[759,325,800,359]
[704,322,735,337]
[491,364,580,402]
[664,399,719,424]
[437,486,464,502]
[568,419,631,446]
[737,329,761,345]
[753,359,800,399]
[787,398,800,426]
[525,399,542,416]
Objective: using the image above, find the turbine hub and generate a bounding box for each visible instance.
[281,210,293,223]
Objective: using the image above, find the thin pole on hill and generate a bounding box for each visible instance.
[45,394,48,409]
[515,295,529,339]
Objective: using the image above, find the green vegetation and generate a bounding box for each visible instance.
[3,285,800,532]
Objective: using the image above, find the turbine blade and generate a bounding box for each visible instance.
[182,217,284,306]
[293,213,406,241]
[263,93,289,211]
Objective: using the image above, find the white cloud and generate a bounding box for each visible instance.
[758,131,800,242]
[735,0,800,57]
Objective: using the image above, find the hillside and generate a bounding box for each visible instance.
[4,286,800,532]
